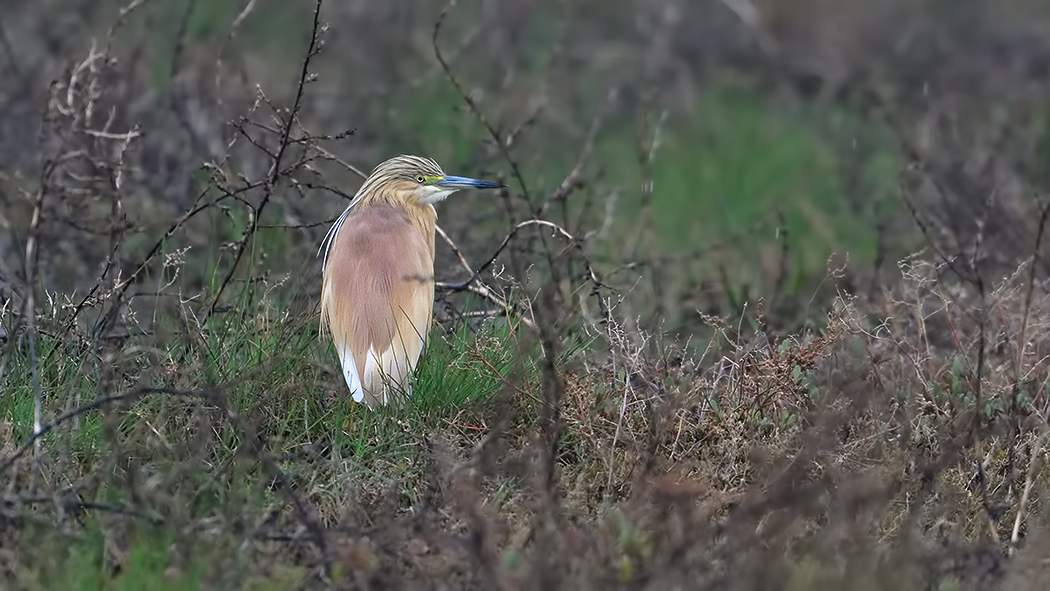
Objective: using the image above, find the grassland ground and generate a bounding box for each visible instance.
[5,249,1050,589]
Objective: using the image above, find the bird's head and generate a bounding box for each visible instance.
[364,154,505,206]
[318,155,505,268]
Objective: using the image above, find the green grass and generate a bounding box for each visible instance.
[19,526,200,591]
[1,279,554,587]
[0,192,574,586]
[1,301,542,452]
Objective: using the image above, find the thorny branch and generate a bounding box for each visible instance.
[433,0,531,208]
[430,0,614,341]
[205,0,327,319]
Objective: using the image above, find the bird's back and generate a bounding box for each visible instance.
[320,202,435,406]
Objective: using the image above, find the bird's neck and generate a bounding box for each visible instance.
[409,203,437,260]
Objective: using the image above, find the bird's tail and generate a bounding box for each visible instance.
[360,339,418,406]
[337,343,366,404]
[333,339,417,407]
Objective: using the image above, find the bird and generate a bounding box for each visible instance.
[318,155,505,408]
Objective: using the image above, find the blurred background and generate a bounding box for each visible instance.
[2,0,1050,336]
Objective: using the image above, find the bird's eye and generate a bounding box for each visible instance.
[416,175,426,184]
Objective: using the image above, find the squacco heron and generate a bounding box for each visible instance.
[318,155,504,407]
